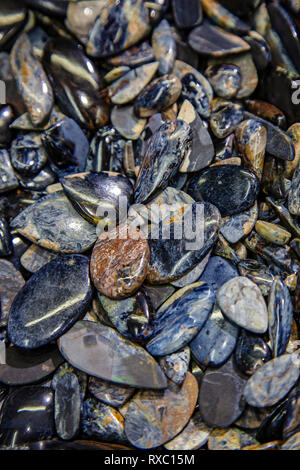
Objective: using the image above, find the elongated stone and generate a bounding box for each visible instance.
[61,171,133,227]
[134,75,182,118]
[152,19,176,75]
[88,376,135,408]
[90,224,150,300]
[189,22,250,57]
[235,119,266,180]
[147,282,215,356]
[8,255,92,349]
[220,203,258,244]
[0,149,18,193]
[266,197,300,239]
[0,260,24,327]
[158,347,190,385]
[0,216,12,256]
[106,41,155,68]
[86,0,150,58]
[201,0,250,34]
[54,371,81,441]
[234,330,272,376]
[10,192,97,253]
[289,161,300,216]
[125,372,198,449]
[21,244,57,273]
[178,100,214,172]
[0,345,63,386]
[146,202,221,284]
[104,66,130,84]
[134,119,192,204]
[187,165,260,217]
[190,305,239,367]
[164,410,211,450]
[244,352,300,407]
[217,276,268,333]
[255,220,291,246]
[172,0,203,29]
[10,33,53,126]
[284,123,300,178]
[246,99,286,129]
[82,398,126,443]
[199,357,247,427]
[0,387,54,446]
[268,277,293,357]
[108,62,159,105]
[58,321,167,389]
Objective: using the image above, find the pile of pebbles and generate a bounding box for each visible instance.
[0,0,299,451]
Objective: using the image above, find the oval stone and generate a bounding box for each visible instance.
[125,372,198,449]
[8,255,92,349]
[147,282,215,356]
[58,321,167,389]
[268,277,293,357]
[54,371,81,441]
[0,259,24,327]
[217,276,268,333]
[187,165,260,217]
[10,191,97,253]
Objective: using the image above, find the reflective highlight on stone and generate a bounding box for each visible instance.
[268,277,293,357]
[82,398,126,443]
[152,19,176,75]
[54,371,81,440]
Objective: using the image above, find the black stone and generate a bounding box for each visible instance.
[172,0,203,29]
[10,132,48,176]
[0,215,12,256]
[234,330,272,376]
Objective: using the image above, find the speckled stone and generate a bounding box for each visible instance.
[201,0,250,34]
[152,19,176,75]
[147,282,215,356]
[208,427,257,451]
[134,119,192,204]
[181,73,211,119]
[0,149,18,193]
[0,259,24,327]
[108,62,159,105]
[134,75,182,118]
[88,376,135,408]
[268,277,293,357]
[220,203,258,244]
[199,357,247,428]
[172,60,213,102]
[164,410,211,450]
[146,202,221,284]
[0,345,63,386]
[244,352,300,407]
[54,371,81,440]
[217,276,268,333]
[190,305,239,367]
[235,119,267,181]
[205,64,241,99]
[66,0,107,44]
[10,192,97,253]
[82,398,126,443]
[288,161,300,216]
[199,255,239,294]
[58,321,167,389]
[90,224,150,300]
[158,347,190,385]
[210,100,244,138]
[189,21,250,57]
[86,0,150,58]
[8,255,92,349]
[187,165,259,217]
[111,105,146,140]
[10,33,54,126]
[125,372,198,449]
[256,221,291,246]
[234,330,272,376]
[20,244,57,273]
[0,387,54,446]
[178,100,214,172]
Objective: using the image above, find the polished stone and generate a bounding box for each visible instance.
[0,149,18,193]
[220,203,258,244]
[210,99,244,138]
[217,276,268,333]
[205,64,241,99]
[125,372,198,449]
[201,0,250,34]
[88,376,135,408]
[235,119,266,180]
[208,427,257,450]
[268,277,293,357]
[181,73,211,119]
[152,19,176,75]
[158,347,190,385]
[0,259,24,327]
[10,132,48,176]
[0,105,14,146]
[0,215,12,256]
[171,251,211,288]
[111,105,146,140]
[172,0,203,29]
[106,41,155,68]
[147,282,215,356]
[8,255,92,349]
[187,165,260,217]
[164,410,211,450]
[10,191,97,253]
[255,220,291,246]
[54,371,81,440]
[199,256,239,294]
[82,398,126,443]
[289,161,300,216]
[234,330,272,376]
[58,321,167,389]
[20,244,57,273]
[246,99,286,129]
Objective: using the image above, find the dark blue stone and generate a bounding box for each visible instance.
[190,305,239,367]
[10,132,48,176]
[8,255,92,349]
[147,283,215,356]
[187,165,260,217]
[199,256,239,294]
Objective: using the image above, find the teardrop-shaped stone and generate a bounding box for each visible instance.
[90,224,150,300]
[0,259,24,327]
[58,321,167,389]
[255,220,291,245]
[190,305,239,367]
[10,33,54,126]
[235,119,267,180]
[268,277,293,357]
[217,276,268,333]
[111,105,146,140]
[187,165,260,217]
[147,282,215,356]
[244,352,300,407]
[54,371,81,441]
[125,372,198,449]
[10,192,97,253]
[220,203,258,244]
[8,255,92,349]
[134,119,192,204]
